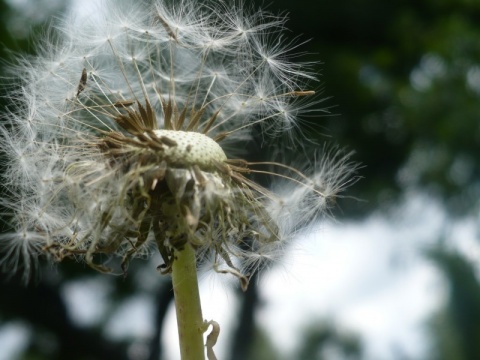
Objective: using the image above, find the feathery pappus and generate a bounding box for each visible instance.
[0,0,357,287]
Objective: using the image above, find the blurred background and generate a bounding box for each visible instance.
[1,0,480,359]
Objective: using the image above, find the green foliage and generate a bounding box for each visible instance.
[271,0,480,217]
[250,327,285,360]
[294,320,362,360]
[428,249,480,360]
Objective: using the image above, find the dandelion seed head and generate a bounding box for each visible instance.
[1,0,357,286]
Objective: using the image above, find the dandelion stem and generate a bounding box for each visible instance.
[172,243,205,360]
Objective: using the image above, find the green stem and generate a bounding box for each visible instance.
[171,244,205,360]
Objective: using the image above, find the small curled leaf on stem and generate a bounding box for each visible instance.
[203,320,220,360]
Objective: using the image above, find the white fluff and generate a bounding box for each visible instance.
[0,0,357,283]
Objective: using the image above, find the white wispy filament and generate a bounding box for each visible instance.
[0,0,357,285]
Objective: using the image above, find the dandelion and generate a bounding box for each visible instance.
[0,1,357,359]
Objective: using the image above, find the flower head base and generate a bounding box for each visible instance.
[0,0,357,286]
[77,98,280,288]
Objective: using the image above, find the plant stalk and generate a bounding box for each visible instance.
[171,243,205,360]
